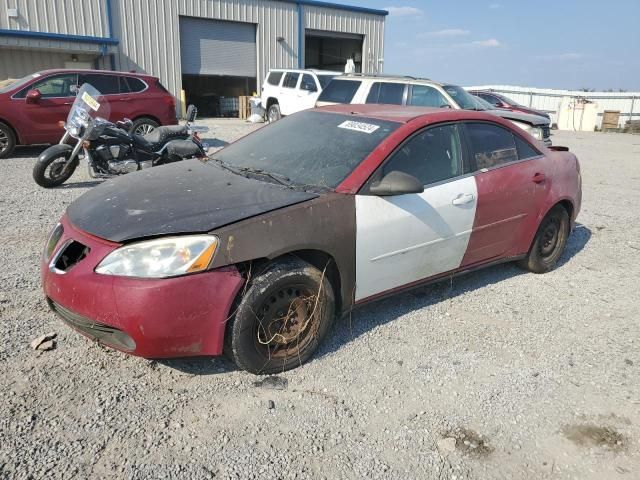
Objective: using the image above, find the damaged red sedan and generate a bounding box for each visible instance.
[42,105,582,374]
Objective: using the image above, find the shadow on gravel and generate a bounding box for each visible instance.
[56,180,104,189]
[157,356,238,375]
[2,145,48,159]
[202,138,229,149]
[317,223,592,360]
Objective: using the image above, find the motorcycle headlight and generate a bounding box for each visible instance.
[68,125,81,137]
[95,235,218,278]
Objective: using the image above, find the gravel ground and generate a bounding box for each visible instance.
[1,123,639,479]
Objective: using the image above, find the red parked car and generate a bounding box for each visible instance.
[42,105,581,374]
[469,90,550,120]
[0,69,178,158]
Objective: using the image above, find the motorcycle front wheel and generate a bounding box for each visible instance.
[33,146,78,188]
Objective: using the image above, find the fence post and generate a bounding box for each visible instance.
[630,97,636,126]
[529,92,533,107]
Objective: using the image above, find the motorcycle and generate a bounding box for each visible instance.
[33,83,209,188]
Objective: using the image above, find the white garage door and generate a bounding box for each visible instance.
[179,17,257,77]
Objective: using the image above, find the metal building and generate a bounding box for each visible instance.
[0,0,387,115]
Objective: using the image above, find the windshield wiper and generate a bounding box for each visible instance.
[238,167,293,188]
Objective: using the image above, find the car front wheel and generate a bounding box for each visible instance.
[518,205,570,273]
[226,257,335,374]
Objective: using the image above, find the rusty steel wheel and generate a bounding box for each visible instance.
[226,257,335,374]
[518,204,570,274]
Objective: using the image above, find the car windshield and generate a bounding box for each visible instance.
[212,110,400,190]
[472,96,495,110]
[0,73,39,93]
[317,75,337,89]
[443,85,486,110]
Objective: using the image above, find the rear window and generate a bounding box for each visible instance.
[366,82,404,105]
[317,80,361,104]
[214,110,400,189]
[267,71,284,86]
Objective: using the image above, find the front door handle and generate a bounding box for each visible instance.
[452,193,476,206]
[532,172,546,184]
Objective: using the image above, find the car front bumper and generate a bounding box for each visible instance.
[41,215,244,358]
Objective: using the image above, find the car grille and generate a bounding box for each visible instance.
[47,299,136,352]
[52,240,90,272]
[541,125,551,139]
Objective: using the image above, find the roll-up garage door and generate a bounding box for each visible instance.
[179,17,257,77]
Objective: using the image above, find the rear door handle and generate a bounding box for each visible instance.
[452,193,476,206]
[532,173,546,184]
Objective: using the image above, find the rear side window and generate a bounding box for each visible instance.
[366,82,404,105]
[317,80,361,103]
[282,73,300,89]
[408,85,450,108]
[466,123,518,170]
[382,124,464,186]
[125,77,146,93]
[78,74,120,94]
[514,135,540,159]
[267,71,284,86]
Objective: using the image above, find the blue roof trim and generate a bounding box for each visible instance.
[285,0,388,16]
[0,28,119,46]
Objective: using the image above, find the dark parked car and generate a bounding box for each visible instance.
[0,69,178,158]
[42,105,581,374]
[469,90,550,119]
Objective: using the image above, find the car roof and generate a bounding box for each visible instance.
[337,73,444,86]
[35,68,156,79]
[317,103,508,124]
[268,68,342,75]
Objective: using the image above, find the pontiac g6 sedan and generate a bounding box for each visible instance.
[42,105,582,374]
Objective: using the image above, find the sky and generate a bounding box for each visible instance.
[330,0,640,90]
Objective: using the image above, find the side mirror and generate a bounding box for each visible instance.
[439,104,452,109]
[369,171,424,196]
[26,89,41,103]
[186,104,197,122]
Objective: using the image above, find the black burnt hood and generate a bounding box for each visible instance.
[67,159,317,243]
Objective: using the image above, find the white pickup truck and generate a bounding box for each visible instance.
[260,69,340,122]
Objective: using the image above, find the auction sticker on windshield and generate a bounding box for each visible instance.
[338,120,380,134]
[81,92,100,112]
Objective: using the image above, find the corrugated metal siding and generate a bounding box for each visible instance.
[0,48,95,80]
[179,17,257,77]
[109,0,384,111]
[467,85,640,128]
[303,5,385,73]
[0,0,107,37]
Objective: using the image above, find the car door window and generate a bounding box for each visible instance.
[17,73,77,98]
[282,73,300,89]
[366,82,404,105]
[267,71,284,86]
[408,85,450,108]
[382,124,464,186]
[466,122,518,170]
[300,74,318,92]
[78,74,120,94]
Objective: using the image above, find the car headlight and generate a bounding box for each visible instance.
[44,223,64,261]
[527,126,543,140]
[95,235,218,278]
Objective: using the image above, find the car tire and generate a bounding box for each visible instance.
[517,205,570,273]
[267,103,281,123]
[0,122,16,159]
[226,257,335,374]
[131,117,159,136]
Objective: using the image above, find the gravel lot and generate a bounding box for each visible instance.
[1,122,639,479]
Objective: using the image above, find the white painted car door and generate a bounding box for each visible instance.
[279,72,301,116]
[295,74,320,113]
[354,123,477,301]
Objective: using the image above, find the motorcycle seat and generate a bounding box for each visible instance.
[166,139,201,158]
[133,125,189,151]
